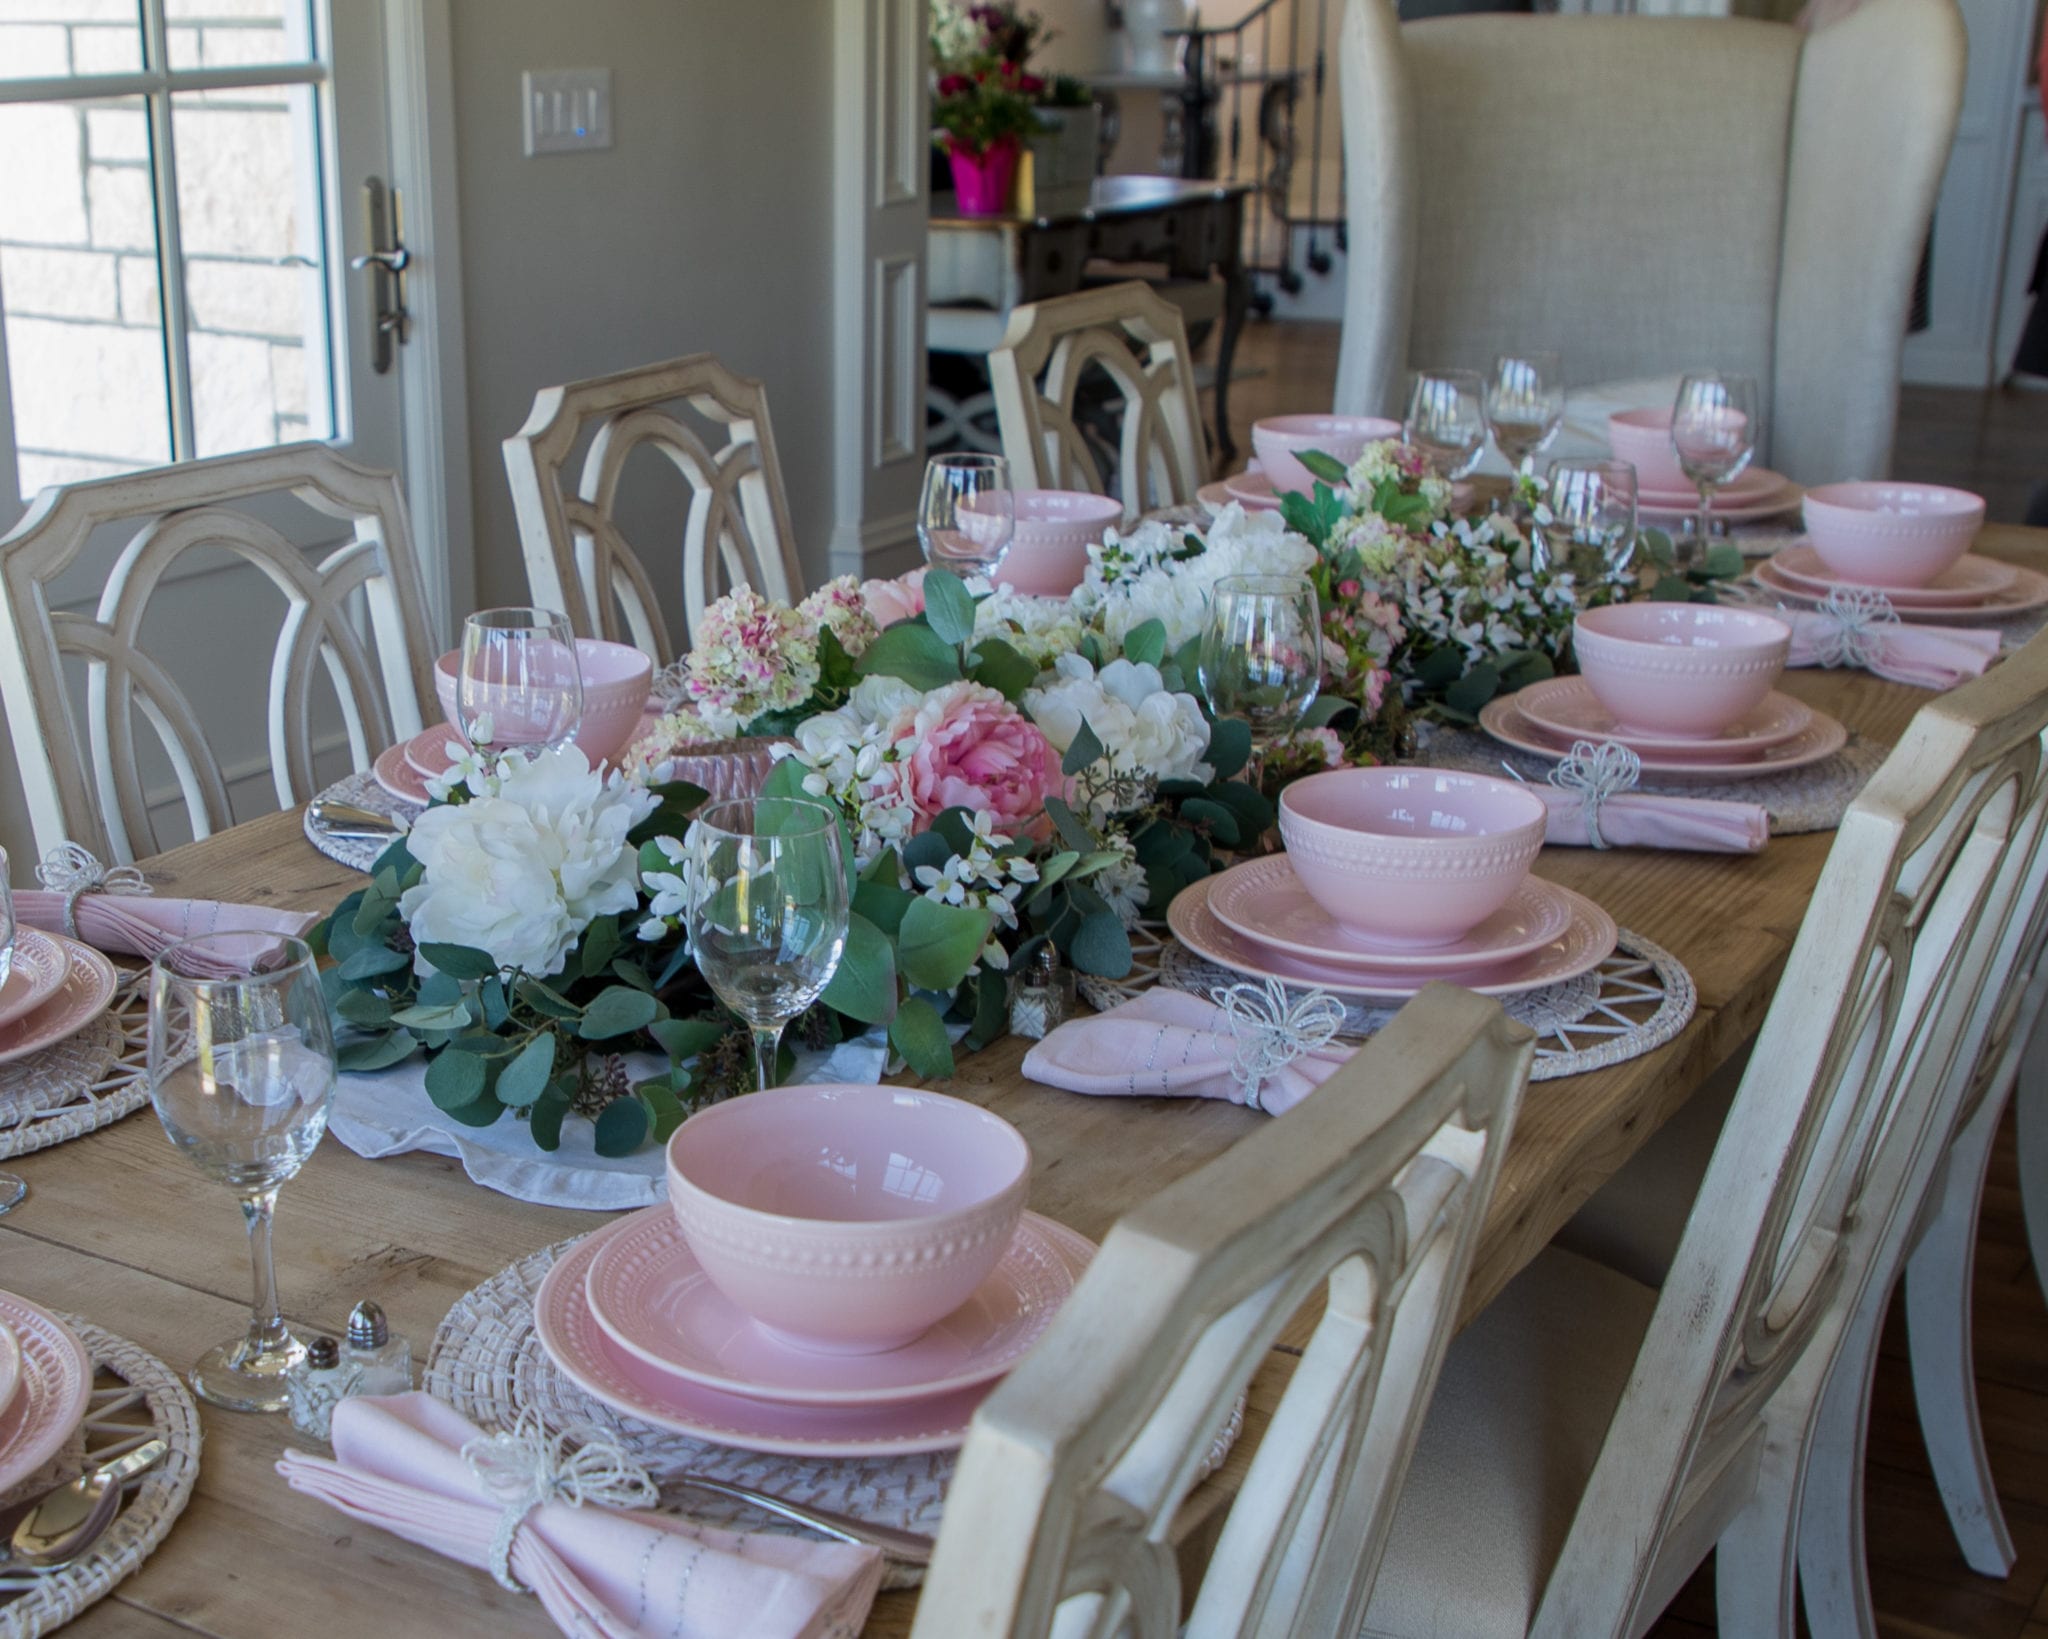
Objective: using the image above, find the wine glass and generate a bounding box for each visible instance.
[1484,351,1566,491]
[918,453,1015,581]
[148,934,336,1412]
[0,851,23,1215]
[1198,574,1323,748]
[684,797,850,1092]
[458,607,583,757]
[1671,372,1759,566]
[1403,369,1487,480]
[1542,458,1640,580]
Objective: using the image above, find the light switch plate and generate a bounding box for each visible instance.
[523,68,613,156]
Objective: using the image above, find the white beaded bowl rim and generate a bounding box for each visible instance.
[1277,767,1549,876]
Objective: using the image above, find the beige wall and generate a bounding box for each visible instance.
[447,0,838,627]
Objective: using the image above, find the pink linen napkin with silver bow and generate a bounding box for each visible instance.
[1021,987,1354,1115]
[1779,601,2000,690]
[1534,784,1767,853]
[14,891,315,975]
[277,1393,883,1639]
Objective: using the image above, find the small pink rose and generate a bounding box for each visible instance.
[861,568,927,629]
[902,681,1062,836]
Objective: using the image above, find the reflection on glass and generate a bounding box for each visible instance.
[0,7,143,79]
[1199,573,1323,748]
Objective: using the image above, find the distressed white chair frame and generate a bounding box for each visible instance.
[0,443,437,866]
[910,984,1534,1639]
[502,354,804,664]
[986,282,1211,524]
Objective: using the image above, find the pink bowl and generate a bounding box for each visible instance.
[1801,481,1985,589]
[435,639,653,767]
[1252,415,1402,496]
[1573,603,1790,740]
[1277,768,1549,949]
[666,1083,1032,1354]
[959,489,1122,596]
[1606,407,1686,490]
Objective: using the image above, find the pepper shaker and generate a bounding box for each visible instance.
[286,1336,361,1441]
[343,1300,413,1396]
[1008,944,1076,1040]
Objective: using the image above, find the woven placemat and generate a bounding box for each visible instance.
[427,1236,1241,1592]
[1081,926,1693,1082]
[0,979,148,1162]
[303,771,415,875]
[0,1319,201,1638]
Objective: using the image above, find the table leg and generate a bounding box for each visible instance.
[1214,259,1251,470]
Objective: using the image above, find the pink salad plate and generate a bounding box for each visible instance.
[1765,544,2016,609]
[1511,677,1814,759]
[1167,875,1616,1001]
[584,1207,1092,1408]
[537,1218,1024,1457]
[1222,470,1288,511]
[0,936,118,1067]
[1636,471,1801,524]
[1634,463,1784,506]
[403,721,468,778]
[0,1293,92,1494]
[0,1320,20,1424]
[372,742,431,807]
[1479,695,1848,780]
[1750,557,2048,623]
[1206,856,1579,973]
[0,929,74,1032]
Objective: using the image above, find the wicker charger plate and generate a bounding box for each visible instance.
[0,1318,201,1639]
[303,771,415,875]
[0,978,146,1163]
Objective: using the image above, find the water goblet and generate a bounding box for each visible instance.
[147,934,336,1411]
[1671,372,1759,567]
[1198,574,1323,749]
[458,607,583,757]
[1403,369,1487,480]
[0,851,23,1214]
[918,453,1015,581]
[1542,457,1639,580]
[1484,351,1566,481]
[684,798,850,1093]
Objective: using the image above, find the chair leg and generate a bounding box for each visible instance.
[1905,1086,2017,1577]
[1713,1432,1803,1639]
[1796,1276,1884,1639]
[2020,1066,2047,1310]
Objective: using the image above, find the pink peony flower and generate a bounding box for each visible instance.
[861,568,927,629]
[901,681,1062,835]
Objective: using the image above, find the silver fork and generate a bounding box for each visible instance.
[671,1473,935,1564]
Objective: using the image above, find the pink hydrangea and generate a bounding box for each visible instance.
[901,681,1062,835]
[861,568,927,629]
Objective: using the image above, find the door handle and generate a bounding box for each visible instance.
[358,177,411,373]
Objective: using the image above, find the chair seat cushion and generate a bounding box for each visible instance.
[1360,1247,1657,1639]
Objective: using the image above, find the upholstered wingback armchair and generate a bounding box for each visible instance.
[1334,0,1964,485]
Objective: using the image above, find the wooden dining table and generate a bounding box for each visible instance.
[3,523,2039,1638]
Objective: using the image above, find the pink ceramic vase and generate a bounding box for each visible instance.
[948,138,1019,217]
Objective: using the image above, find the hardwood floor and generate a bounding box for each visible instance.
[1202,316,2048,1637]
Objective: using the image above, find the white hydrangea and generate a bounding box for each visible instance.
[972,585,1087,671]
[1023,654,1213,821]
[1075,503,1319,655]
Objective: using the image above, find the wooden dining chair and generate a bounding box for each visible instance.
[501,353,805,664]
[0,443,438,866]
[909,984,1535,1639]
[1351,629,2048,1639]
[985,281,1211,524]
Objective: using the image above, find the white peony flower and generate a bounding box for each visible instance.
[1022,654,1212,823]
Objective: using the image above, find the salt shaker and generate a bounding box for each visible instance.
[1008,945,1076,1040]
[286,1336,361,1441]
[343,1300,413,1396]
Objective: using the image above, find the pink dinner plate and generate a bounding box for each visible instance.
[1511,677,1814,758]
[1751,558,2048,623]
[0,937,118,1066]
[0,930,73,1032]
[538,1219,1021,1457]
[372,743,431,807]
[403,722,469,778]
[1167,875,1616,1001]
[1198,476,1281,515]
[584,1208,1093,1407]
[1207,857,1577,973]
[1766,544,2016,607]
[1637,472,1801,525]
[1479,695,1848,780]
[0,1321,20,1424]
[0,1293,92,1494]
[1222,470,1288,510]
[1634,464,1784,506]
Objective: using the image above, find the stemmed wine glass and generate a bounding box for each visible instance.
[1198,574,1323,749]
[458,607,584,757]
[1483,351,1566,481]
[1541,458,1640,580]
[918,453,1015,581]
[148,934,336,1411]
[1403,369,1487,480]
[1671,372,1759,566]
[684,798,850,1092]
[0,851,24,1214]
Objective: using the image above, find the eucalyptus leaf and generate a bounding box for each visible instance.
[649,1017,727,1062]
[1206,716,1252,780]
[578,986,660,1041]
[638,1081,690,1145]
[417,942,497,981]
[336,1032,416,1073]
[495,1032,555,1107]
[334,988,393,1030]
[1061,718,1105,777]
[579,917,623,980]
[1180,796,1240,846]
[898,897,996,991]
[889,996,954,1079]
[1296,448,1350,486]
[1121,618,1167,668]
[968,636,1038,701]
[390,1001,473,1032]
[921,567,978,646]
[594,1096,652,1157]
[1442,662,1503,718]
[424,1049,487,1112]
[1069,910,1134,978]
[859,619,965,690]
[336,945,408,982]
[820,912,898,1025]
[853,878,914,939]
[1649,574,1699,602]
[528,1087,571,1151]
[1043,795,1095,854]
[1701,542,1744,580]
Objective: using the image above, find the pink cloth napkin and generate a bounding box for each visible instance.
[1535,785,1767,853]
[277,1394,883,1639]
[1021,988,1354,1115]
[1782,610,2000,690]
[15,891,315,977]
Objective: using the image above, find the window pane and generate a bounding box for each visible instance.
[0,96,172,499]
[0,2,144,80]
[172,84,333,457]
[163,0,315,72]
